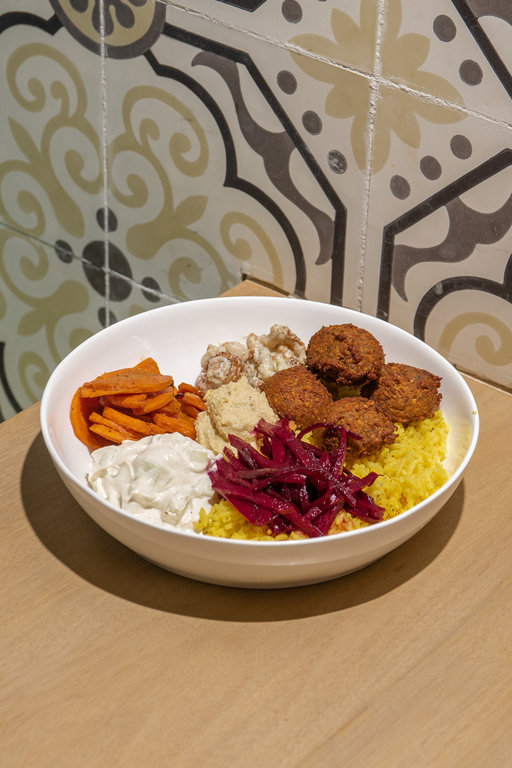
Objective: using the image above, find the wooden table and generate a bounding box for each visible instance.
[2,281,512,767]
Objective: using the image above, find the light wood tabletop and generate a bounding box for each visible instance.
[2,281,511,767]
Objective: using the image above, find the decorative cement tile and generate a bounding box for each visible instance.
[103,3,370,307]
[0,3,105,255]
[175,0,379,72]
[51,0,166,59]
[381,0,512,123]
[418,282,512,388]
[452,0,512,102]
[0,225,106,420]
[106,275,179,327]
[361,91,512,383]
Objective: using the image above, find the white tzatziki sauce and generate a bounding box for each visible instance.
[87,432,217,531]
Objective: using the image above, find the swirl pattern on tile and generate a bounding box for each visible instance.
[290,0,464,172]
[49,0,165,58]
[0,227,100,415]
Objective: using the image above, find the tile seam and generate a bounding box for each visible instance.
[357,0,387,313]
[166,1,512,129]
[100,0,111,325]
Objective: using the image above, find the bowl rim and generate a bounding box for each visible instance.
[40,296,480,548]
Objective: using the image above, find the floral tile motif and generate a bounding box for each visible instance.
[0,3,104,253]
[383,0,512,122]
[102,4,369,307]
[107,275,179,324]
[1,0,512,420]
[0,225,106,420]
[363,100,512,385]
[355,0,512,386]
[175,0,379,72]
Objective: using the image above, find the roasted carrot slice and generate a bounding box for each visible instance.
[85,359,160,382]
[155,399,181,417]
[135,390,175,414]
[178,381,201,396]
[89,411,139,440]
[69,387,108,450]
[180,404,201,419]
[102,393,148,409]
[134,357,161,373]
[101,405,167,435]
[81,371,174,398]
[152,412,196,440]
[181,391,207,412]
[89,423,128,444]
[70,358,187,449]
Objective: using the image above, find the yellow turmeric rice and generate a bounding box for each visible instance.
[194,410,449,540]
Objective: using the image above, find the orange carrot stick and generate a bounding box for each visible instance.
[103,393,148,409]
[101,406,167,435]
[69,387,108,450]
[89,411,139,440]
[155,399,182,417]
[180,404,201,419]
[136,390,175,414]
[152,412,196,440]
[81,371,174,398]
[134,357,161,373]
[181,391,207,412]
[178,381,201,396]
[89,423,129,444]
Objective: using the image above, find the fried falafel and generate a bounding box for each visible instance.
[362,362,442,424]
[318,396,396,456]
[262,365,333,429]
[306,323,384,387]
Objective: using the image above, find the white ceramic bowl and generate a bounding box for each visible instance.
[40,296,479,589]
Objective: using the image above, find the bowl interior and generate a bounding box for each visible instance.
[41,296,479,543]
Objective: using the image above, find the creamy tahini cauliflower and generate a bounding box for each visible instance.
[195,325,306,395]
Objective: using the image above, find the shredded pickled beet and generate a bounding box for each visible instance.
[207,418,384,538]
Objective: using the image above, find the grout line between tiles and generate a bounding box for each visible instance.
[166,0,512,130]
[357,0,387,312]
[99,0,111,327]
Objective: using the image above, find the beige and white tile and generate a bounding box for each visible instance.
[173,0,379,72]
[381,0,512,122]
[0,3,105,257]
[103,3,370,307]
[361,89,512,383]
[0,225,106,419]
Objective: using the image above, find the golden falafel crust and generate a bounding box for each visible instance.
[363,362,442,424]
[306,323,385,386]
[262,365,333,429]
[318,396,396,456]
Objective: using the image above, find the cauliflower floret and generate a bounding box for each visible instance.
[196,325,306,395]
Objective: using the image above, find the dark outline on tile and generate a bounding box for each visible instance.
[148,23,346,305]
[377,148,512,321]
[413,255,512,341]
[451,0,512,98]
[0,342,22,417]
[0,9,346,304]
[0,11,62,35]
[49,0,166,59]
[213,0,268,9]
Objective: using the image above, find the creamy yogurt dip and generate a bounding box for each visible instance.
[87,432,217,531]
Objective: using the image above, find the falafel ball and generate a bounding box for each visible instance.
[362,362,442,424]
[319,396,396,456]
[306,323,384,386]
[262,365,333,429]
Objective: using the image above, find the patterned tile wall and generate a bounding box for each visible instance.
[1,0,511,420]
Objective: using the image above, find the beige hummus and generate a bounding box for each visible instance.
[195,376,277,454]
